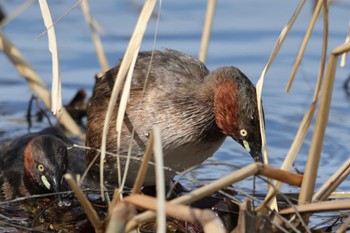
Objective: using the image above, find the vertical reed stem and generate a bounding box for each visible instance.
[285,0,323,92]
[80,0,109,72]
[199,0,216,63]
[299,54,337,205]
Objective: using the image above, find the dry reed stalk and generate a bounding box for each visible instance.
[124,195,226,233]
[279,200,350,215]
[332,42,350,56]
[116,50,139,170]
[108,189,122,215]
[298,56,336,204]
[0,30,84,139]
[80,0,109,72]
[260,165,303,187]
[256,0,307,212]
[37,0,84,40]
[104,189,126,232]
[99,0,156,199]
[105,202,136,233]
[0,0,35,27]
[340,22,350,67]
[315,0,328,100]
[313,157,350,201]
[198,0,216,63]
[298,42,350,205]
[329,192,350,199]
[152,127,166,233]
[119,130,135,192]
[262,0,328,212]
[38,0,62,115]
[64,174,104,233]
[125,163,302,231]
[131,131,154,194]
[285,0,323,92]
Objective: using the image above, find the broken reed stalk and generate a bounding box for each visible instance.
[64,174,104,233]
[285,0,323,92]
[125,163,303,231]
[279,200,350,215]
[124,195,226,233]
[198,0,216,63]
[99,0,156,199]
[38,0,62,115]
[256,0,307,212]
[80,0,109,72]
[0,30,84,139]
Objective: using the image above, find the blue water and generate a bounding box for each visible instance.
[1,0,349,198]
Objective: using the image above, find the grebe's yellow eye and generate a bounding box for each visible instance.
[240,129,248,137]
[38,164,45,172]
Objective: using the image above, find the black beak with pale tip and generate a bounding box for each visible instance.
[247,141,263,163]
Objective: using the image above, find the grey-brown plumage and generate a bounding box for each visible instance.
[86,49,263,187]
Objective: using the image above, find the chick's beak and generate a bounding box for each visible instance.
[51,176,60,192]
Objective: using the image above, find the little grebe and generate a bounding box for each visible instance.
[86,49,263,188]
[0,127,68,200]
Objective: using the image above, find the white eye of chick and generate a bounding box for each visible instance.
[240,129,248,137]
[38,164,45,172]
